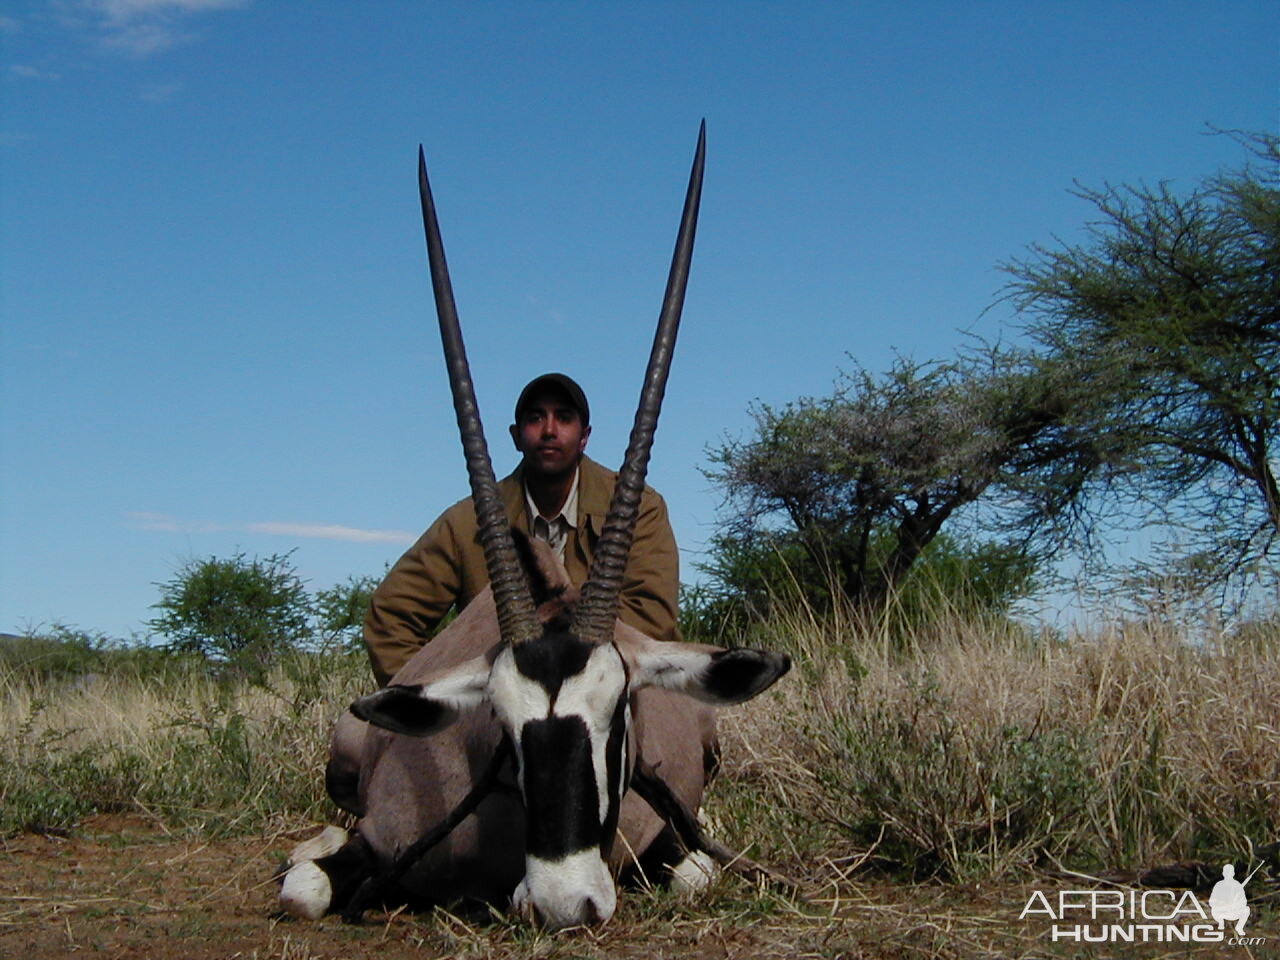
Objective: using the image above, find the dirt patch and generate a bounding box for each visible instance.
[2,817,1275,959]
[4,816,290,959]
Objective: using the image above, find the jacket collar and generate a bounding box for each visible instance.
[503,455,614,534]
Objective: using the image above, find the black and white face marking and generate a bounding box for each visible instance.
[347,632,790,929]
[488,631,631,929]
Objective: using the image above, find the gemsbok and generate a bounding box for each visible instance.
[278,122,791,930]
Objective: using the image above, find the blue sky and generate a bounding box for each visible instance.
[1,0,1275,639]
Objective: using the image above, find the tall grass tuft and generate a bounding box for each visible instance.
[708,591,1280,882]
[0,644,371,837]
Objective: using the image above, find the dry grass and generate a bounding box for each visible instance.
[4,611,1278,874]
[0,649,370,837]
[2,610,1278,956]
[710,602,1280,884]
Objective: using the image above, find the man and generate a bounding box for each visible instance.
[365,372,681,685]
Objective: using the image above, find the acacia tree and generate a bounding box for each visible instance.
[1003,131,1279,596]
[312,573,380,649]
[705,351,1089,612]
[149,553,381,670]
[149,552,312,665]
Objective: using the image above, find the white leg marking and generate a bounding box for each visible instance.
[286,825,349,866]
[280,861,332,920]
[511,875,534,920]
[669,850,718,895]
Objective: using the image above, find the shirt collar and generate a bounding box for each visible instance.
[524,467,580,528]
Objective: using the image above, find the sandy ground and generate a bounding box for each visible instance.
[2,816,1275,960]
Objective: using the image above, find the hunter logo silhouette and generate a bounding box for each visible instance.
[1209,863,1258,936]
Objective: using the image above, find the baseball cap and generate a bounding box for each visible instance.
[513,373,590,426]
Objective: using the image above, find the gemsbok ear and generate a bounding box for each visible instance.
[627,640,790,705]
[349,658,491,737]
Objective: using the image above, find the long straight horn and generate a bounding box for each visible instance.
[418,147,540,647]
[573,121,705,644]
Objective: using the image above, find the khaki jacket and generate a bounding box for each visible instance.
[365,455,681,685]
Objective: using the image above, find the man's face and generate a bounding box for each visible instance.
[510,390,591,479]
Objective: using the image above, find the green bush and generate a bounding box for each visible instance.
[0,625,182,682]
[692,527,1040,642]
[148,552,312,670]
[144,553,383,678]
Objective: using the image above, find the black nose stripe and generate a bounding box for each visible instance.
[520,715,599,859]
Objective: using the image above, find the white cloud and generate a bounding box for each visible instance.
[9,64,62,80]
[127,511,223,533]
[101,20,188,54]
[128,512,413,544]
[84,0,247,56]
[248,522,416,545]
[100,0,244,16]
[139,80,184,102]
